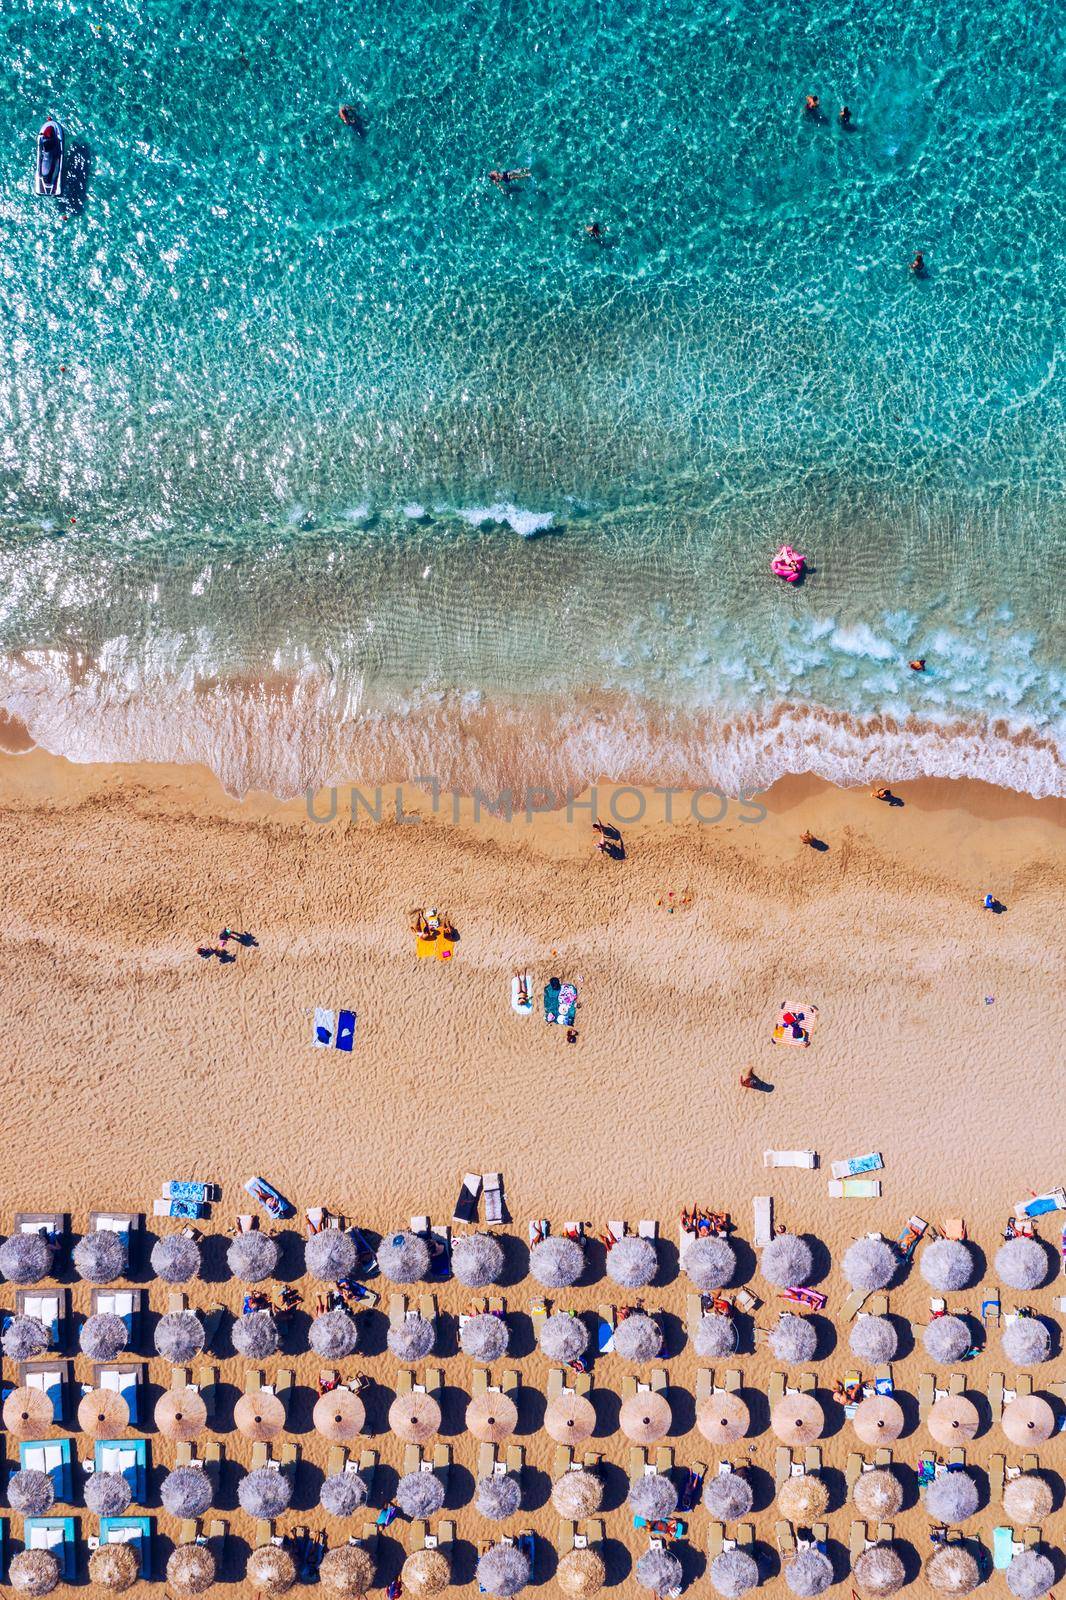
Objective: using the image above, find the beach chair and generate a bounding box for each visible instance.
[769,1371,786,1408]
[753,1197,773,1247]
[93,1360,143,1425]
[99,1517,153,1580]
[94,1437,148,1504]
[776,1521,796,1555]
[629,1448,647,1484]
[764,1150,817,1169]
[831,1154,883,1179]
[724,1369,741,1392]
[553,1445,573,1478]
[404,1443,422,1476]
[989,1376,1005,1431]
[14,1212,65,1249]
[506,1444,524,1476]
[866,1294,889,1316]
[775,1449,793,1490]
[557,1522,575,1558]
[639,1219,658,1239]
[193,1364,217,1421]
[805,1446,822,1473]
[1021,1453,1039,1474]
[530,1299,549,1342]
[948,1372,966,1397]
[840,1289,870,1321]
[20,1440,73,1504]
[19,1358,71,1425]
[737,1525,754,1549]
[948,1447,966,1468]
[483,1174,504,1226]
[982,1290,1001,1328]
[597,1303,615,1353]
[849,1522,867,1565]
[452,1174,482,1226]
[15,1287,66,1346]
[846,1454,863,1492]
[993,1526,1016,1571]
[828,1178,882,1198]
[24,1518,77,1581]
[696,1368,714,1404]
[707,1524,725,1559]
[686,1293,704,1335]
[655,1446,674,1475]
[651,1368,667,1393]
[432,1443,451,1492]
[874,1448,893,1468]
[358,1449,377,1495]
[918,1373,935,1419]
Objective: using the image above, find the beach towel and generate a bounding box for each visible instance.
[543,984,559,1023]
[311,1008,356,1050]
[313,1008,335,1046]
[511,974,533,1014]
[557,983,578,1025]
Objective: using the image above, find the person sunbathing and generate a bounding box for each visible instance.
[439,913,457,939]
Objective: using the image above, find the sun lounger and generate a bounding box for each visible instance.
[831,1153,884,1180]
[849,1522,868,1565]
[452,1173,482,1225]
[753,1197,773,1248]
[483,1173,504,1225]
[896,1216,927,1256]
[829,1178,882,1198]
[155,1196,206,1219]
[25,1517,77,1580]
[19,1358,71,1423]
[948,1447,966,1468]
[1014,1189,1066,1219]
[92,1287,143,1339]
[15,1287,66,1344]
[988,1372,1004,1422]
[983,1290,1001,1327]
[764,1150,818,1169]
[769,1371,786,1408]
[846,1454,863,1492]
[918,1373,935,1419]
[20,1440,73,1504]
[840,1288,870,1321]
[874,1448,892,1468]
[597,1304,615,1353]
[776,1521,795,1555]
[506,1444,524,1475]
[639,1219,658,1240]
[95,1437,148,1503]
[15,1212,65,1248]
[511,974,533,1015]
[775,1448,793,1490]
[650,1368,667,1393]
[948,1372,966,1397]
[993,1527,1016,1570]
[707,1524,725,1559]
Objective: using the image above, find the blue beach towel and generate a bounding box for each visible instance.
[312,1007,357,1049]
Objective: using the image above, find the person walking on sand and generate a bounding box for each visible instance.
[740,1068,758,1089]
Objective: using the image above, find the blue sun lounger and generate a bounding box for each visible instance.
[23,1519,76,1580]
[20,1440,73,1503]
[95,1438,148,1504]
[99,1517,153,1579]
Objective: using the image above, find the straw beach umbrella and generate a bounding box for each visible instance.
[557,1548,605,1599]
[779,1474,829,1522]
[0,1233,54,1285]
[150,1233,201,1283]
[1003,1394,1055,1445]
[477,1472,522,1520]
[545,1391,596,1443]
[620,1392,671,1443]
[9,1550,61,1595]
[995,1238,1051,1291]
[388,1314,435,1363]
[694,1313,738,1358]
[710,1549,759,1598]
[785,1551,834,1597]
[637,1548,685,1596]
[850,1315,897,1363]
[684,1236,736,1290]
[155,1310,206,1363]
[704,1470,753,1520]
[629,1473,678,1521]
[310,1308,359,1359]
[376,1231,430,1283]
[923,1315,971,1364]
[771,1394,824,1443]
[403,1549,451,1596]
[697,1392,749,1443]
[235,1390,286,1442]
[852,1395,905,1445]
[854,1468,904,1519]
[613,1313,662,1363]
[320,1546,374,1597]
[167,1545,215,1596]
[395,1471,446,1518]
[155,1387,207,1441]
[928,1394,979,1446]
[467,1390,519,1442]
[4,1386,52,1436]
[462,1312,510,1361]
[161,1465,213,1518]
[2,1315,50,1362]
[74,1230,125,1284]
[80,1312,128,1360]
[924,1470,979,1523]
[239,1466,293,1518]
[539,1312,589,1363]
[1002,1318,1051,1366]
[769,1314,817,1364]
[843,1239,897,1292]
[8,1470,55,1515]
[85,1471,133,1516]
[607,1236,657,1288]
[1006,1552,1055,1600]
[321,1471,369,1516]
[529,1234,584,1288]
[925,1544,980,1594]
[232,1309,280,1358]
[762,1234,813,1287]
[477,1544,530,1597]
[79,1387,129,1437]
[452,1233,505,1288]
[305,1230,357,1281]
[313,1389,365,1442]
[89,1542,139,1591]
[552,1470,603,1519]
[921,1239,976,1291]
[1003,1474,1053,1525]
[227,1230,279,1283]
[246,1547,297,1596]
[389,1391,441,1443]
[854,1545,905,1598]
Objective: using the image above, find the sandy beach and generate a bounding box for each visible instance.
[1,749,1064,1592]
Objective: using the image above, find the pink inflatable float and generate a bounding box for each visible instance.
[771,544,805,582]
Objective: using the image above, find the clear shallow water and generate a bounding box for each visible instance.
[0,0,1063,794]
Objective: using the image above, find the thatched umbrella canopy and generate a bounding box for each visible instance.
[769,1314,817,1364]
[79,1387,130,1437]
[854,1469,904,1519]
[80,1312,128,1361]
[8,1469,56,1515]
[710,1549,759,1598]
[247,1547,297,1596]
[614,1313,662,1364]
[167,1545,216,1596]
[850,1315,898,1363]
[557,1549,606,1599]
[771,1393,824,1444]
[74,1230,125,1284]
[155,1310,206,1363]
[3,1385,52,1436]
[703,1470,753,1520]
[232,1309,280,1358]
[462,1312,510,1362]
[785,1551,834,1597]
[854,1545,905,1598]
[452,1233,505,1288]
[85,1471,133,1516]
[1002,1395,1055,1446]
[921,1239,975,1291]
[2,1315,50,1362]
[305,1230,357,1282]
[477,1472,522,1520]
[629,1473,679,1521]
[467,1391,519,1443]
[376,1231,430,1284]
[762,1234,813,1288]
[852,1396,905,1445]
[779,1473,830,1522]
[620,1392,672,1444]
[539,1312,589,1363]
[685,1236,736,1290]
[89,1542,139,1591]
[697,1392,750,1444]
[402,1549,451,1596]
[924,1470,979,1524]
[923,1315,971,1365]
[161,1465,213,1518]
[545,1392,597,1443]
[320,1546,374,1598]
[925,1545,980,1595]
[1007,1552,1055,1599]
[313,1389,366,1442]
[0,1233,54,1285]
[477,1544,531,1597]
[529,1235,584,1288]
[607,1236,657,1288]
[155,1387,207,1441]
[843,1239,897,1292]
[389,1391,441,1443]
[637,1548,685,1596]
[694,1313,738,1358]
[1003,1474,1054,1524]
[928,1395,980,1447]
[395,1470,446,1518]
[234,1391,286,1442]
[996,1238,1052,1291]
[552,1469,604,1519]
[310,1308,359,1359]
[1002,1318,1051,1366]
[150,1234,201,1284]
[9,1550,61,1595]
[321,1471,369,1516]
[227,1230,279,1284]
[238,1466,293,1519]
[388,1314,435,1363]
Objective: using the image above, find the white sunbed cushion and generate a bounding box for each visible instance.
[29,1527,64,1551]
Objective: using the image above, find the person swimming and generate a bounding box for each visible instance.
[910,251,925,274]
[489,168,530,187]
[586,221,604,242]
[838,105,851,126]
[909,658,926,671]
[804,94,820,115]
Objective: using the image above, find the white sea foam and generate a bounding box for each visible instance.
[452,503,555,537]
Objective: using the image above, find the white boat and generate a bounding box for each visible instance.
[36,116,64,196]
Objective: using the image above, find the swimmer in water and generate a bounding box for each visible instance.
[489,168,530,188]
[805,94,820,115]
[339,105,366,132]
[586,221,604,242]
[909,658,926,672]
[910,251,925,275]
[839,105,851,126]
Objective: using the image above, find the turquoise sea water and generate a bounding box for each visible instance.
[0,0,1063,795]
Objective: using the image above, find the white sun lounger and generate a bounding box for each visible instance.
[764,1151,818,1169]
[483,1174,504,1226]
[754,1197,774,1247]
[828,1178,882,1198]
